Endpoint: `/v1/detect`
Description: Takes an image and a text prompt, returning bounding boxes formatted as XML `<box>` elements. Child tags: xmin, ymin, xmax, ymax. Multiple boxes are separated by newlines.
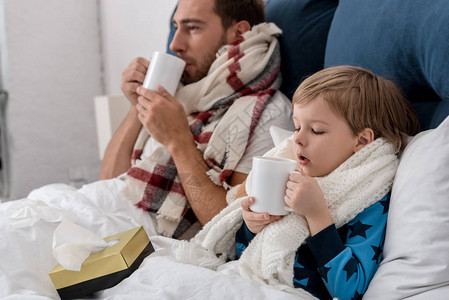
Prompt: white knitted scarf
<box><xmin>121</xmin><ymin>23</ymin><xmax>283</xmax><ymax>238</ymax></box>
<box><xmin>174</xmin><ymin>136</ymin><xmax>398</xmax><ymax>296</ymax></box>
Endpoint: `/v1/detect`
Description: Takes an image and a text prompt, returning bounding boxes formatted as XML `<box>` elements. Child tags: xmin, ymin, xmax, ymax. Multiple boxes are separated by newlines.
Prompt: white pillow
<box><xmin>364</xmin><ymin>116</ymin><xmax>449</xmax><ymax>299</ymax></box>
<box><xmin>269</xmin><ymin>125</ymin><xmax>294</xmax><ymax>147</ymax></box>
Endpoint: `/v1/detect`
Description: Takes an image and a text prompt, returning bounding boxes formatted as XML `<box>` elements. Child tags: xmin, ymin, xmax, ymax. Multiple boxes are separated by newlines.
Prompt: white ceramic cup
<box><xmin>142</xmin><ymin>51</ymin><xmax>186</xmax><ymax>96</ymax></box>
<box><xmin>249</xmin><ymin>156</ymin><xmax>297</xmax><ymax>215</ymax></box>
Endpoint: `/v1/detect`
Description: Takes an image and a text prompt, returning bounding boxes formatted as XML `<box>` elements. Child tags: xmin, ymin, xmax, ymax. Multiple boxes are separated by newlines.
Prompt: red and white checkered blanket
<box><xmin>121</xmin><ymin>23</ymin><xmax>283</xmax><ymax>238</ymax></box>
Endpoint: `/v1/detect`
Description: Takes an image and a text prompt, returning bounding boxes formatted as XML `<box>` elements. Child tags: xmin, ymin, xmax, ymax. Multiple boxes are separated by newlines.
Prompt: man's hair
<box><xmin>292</xmin><ymin>65</ymin><xmax>420</xmax><ymax>152</ymax></box>
<box><xmin>213</xmin><ymin>0</ymin><xmax>265</xmax><ymax>29</ymax></box>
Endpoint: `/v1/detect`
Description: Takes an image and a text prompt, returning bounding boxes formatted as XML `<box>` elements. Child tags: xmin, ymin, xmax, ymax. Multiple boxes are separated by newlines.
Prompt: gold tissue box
<box><xmin>49</xmin><ymin>226</ymin><xmax>154</xmax><ymax>299</ymax></box>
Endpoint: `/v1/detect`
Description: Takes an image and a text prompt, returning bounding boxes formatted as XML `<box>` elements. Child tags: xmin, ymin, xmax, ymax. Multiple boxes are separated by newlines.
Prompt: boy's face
<box><xmin>292</xmin><ymin>97</ymin><xmax>359</xmax><ymax>177</ymax></box>
<box><xmin>170</xmin><ymin>0</ymin><xmax>232</xmax><ymax>84</ymax></box>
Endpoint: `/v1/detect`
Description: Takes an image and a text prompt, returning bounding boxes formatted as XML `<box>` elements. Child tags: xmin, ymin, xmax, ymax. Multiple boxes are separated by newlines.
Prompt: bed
<box><xmin>1</xmin><ymin>179</ymin><xmax>303</xmax><ymax>299</ymax></box>
<box><xmin>1</xmin><ymin>0</ymin><xmax>449</xmax><ymax>299</ymax></box>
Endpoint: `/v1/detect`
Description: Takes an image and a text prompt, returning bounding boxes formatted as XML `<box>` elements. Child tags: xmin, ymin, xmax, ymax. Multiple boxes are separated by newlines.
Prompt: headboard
<box><xmin>167</xmin><ymin>0</ymin><xmax>449</xmax><ymax>130</ymax></box>
<box><xmin>324</xmin><ymin>0</ymin><xmax>449</xmax><ymax>130</ymax></box>
<box><xmin>264</xmin><ymin>0</ymin><xmax>338</xmax><ymax>100</ymax></box>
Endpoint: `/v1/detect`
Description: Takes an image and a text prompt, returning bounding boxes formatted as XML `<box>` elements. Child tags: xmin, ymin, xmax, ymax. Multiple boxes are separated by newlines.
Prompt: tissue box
<box><xmin>49</xmin><ymin>226</ymin><xmax>154</xmax><ymax>299</ymax></box>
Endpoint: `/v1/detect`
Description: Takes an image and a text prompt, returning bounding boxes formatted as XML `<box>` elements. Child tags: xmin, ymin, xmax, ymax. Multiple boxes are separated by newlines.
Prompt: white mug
<box><xmin>249</xmin><ymin>156</ymin><xmax>298</xmax><ymax>215</ymax></box>
<box><xmin>143</xmin><ymin>51</ymin><xmax>186</xmax><ymax>96</ymax></box>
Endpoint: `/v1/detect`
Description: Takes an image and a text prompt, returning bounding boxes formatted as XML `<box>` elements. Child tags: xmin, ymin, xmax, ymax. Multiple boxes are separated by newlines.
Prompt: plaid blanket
<box><xmin>121</xmin><ymin>23</ymin><xmax>283</xmax><ymax>238</ymax></box>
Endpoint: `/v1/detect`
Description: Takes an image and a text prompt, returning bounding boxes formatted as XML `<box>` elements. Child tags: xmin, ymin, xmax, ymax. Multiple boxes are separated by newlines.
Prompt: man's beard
<box><xmin>180</xmin><ymin>34</ymin><xmax>228</xmax><ymax>84</ymax></box>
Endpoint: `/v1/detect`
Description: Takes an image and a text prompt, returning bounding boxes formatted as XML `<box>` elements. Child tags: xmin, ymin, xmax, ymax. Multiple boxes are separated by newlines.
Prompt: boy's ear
<box><xmin>226</xmin><ymin>20</ymin><xmax>251</xmax><ymax>42</ymax></box>
<box><xmin>354</xmin><ymin>128</ymin><xmax>375</xmax><ymax>152</ymax></box>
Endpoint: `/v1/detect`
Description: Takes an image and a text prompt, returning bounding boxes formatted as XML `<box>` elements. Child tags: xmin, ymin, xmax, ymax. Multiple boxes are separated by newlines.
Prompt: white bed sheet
<box><xmin>0</xmin><ymin>179</ymin><xmax>302</xmax><ymax>299</ymax></box>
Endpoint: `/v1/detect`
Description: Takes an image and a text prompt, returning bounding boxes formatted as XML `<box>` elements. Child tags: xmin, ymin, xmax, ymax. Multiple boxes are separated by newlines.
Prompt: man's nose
<box><xmin>169</xmin><ymin>29</ymin><xmax>186</xmax><ymax>54</ymax></box>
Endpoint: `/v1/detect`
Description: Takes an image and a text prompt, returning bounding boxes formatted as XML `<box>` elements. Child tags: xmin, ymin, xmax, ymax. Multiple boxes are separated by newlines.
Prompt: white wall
<box><xmin>1</xmin><ymin>0</ymin><xmax>104</xmax><ymax>200</ymax></box>
<box><xmin>0</xmin><ymin>0</ymin><xmax>178</xmax><ymax>200</ymax></box>
<box><xmin>100</xmin><ymin>0</ymin><xmax>178</xmax><ymax>95</ymax></box>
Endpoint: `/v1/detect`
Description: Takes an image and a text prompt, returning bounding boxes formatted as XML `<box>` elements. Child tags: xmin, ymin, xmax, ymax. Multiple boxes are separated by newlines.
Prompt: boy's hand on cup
<box><xmin>284</xmin><ymin>172</ymin><xmax>327</xmax><ymax>219</ymax></box>
<box><xmin>241</xmin><ymin>197</ymin><xmax>282</xmax><ymax>234</ymax></box>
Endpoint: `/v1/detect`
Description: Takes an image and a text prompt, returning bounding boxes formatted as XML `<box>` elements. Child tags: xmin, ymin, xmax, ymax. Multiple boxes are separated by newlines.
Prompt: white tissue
<box><xmin>52</xmin><ymin>220</ymin><xmax>108</xmax><ymax>271</ymax></box>
<box><xmin>7</xmin><ymin>199</ymin><xmax>108</xmax><ymax>271</ymax></box>
<box><xmin>7</xmin><ymin>199</ymin><xmax>69</xmax><ymax>228</ymax></box>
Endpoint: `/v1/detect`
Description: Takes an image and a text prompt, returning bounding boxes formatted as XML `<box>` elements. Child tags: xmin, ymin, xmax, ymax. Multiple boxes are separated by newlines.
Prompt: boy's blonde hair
<box><xmin>293</xmin><ymin>66</ymin><xmax>420</xmax><ymax>151</ymax></box>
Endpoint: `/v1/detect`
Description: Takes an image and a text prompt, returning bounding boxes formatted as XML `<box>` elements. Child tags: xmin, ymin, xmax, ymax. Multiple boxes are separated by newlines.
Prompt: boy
<box><xmin>237</xmin><ymin>65</ymin><xmax>420</xmax><ymax>299</ymax></box>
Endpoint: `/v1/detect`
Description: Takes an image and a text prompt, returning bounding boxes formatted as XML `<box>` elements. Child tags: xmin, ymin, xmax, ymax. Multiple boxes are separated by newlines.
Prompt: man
<box><xmin>100</xmin><ymin>0</ymin><xmax>294</xmax><ymax>239</ymax></box>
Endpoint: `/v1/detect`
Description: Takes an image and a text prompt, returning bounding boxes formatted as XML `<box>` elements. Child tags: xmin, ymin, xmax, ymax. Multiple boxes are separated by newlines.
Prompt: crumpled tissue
<box><xmin>7</xmin><ymin>199</ymin><xmax>108</xmax><ymax>271</ymax></box>
<box><xmin>7</xmin><ymin>199</ymin><xmax>70</xmax><ymax>228</ymax></box>
<box><xmin>52</xmin><ymin>220</ymin><xmax>109</xmax><ymax>271</ymax></box>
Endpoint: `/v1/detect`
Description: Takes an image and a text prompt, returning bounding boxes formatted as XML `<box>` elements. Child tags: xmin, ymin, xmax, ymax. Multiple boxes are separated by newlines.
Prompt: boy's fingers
<box><xmin>241</xmin><ymin>196</ymin><xmax>254</xmax><ymax>211</ymax></box>
<box><xmin>255</xmin><ymin>213</ymin><xmax>280</xmax><ymax>223</ymax></box>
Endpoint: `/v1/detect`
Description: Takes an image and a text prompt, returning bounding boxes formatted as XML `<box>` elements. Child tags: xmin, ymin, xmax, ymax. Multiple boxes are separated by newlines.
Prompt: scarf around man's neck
<box><xmin>173</xmin><ymin>137</ymin><xmax>398</xmax><ymax>296</ymax></box>
<box><xmin>121</xmin><ymin>23</ymin><xmax>283</xmax><ymax>238</ymax></box>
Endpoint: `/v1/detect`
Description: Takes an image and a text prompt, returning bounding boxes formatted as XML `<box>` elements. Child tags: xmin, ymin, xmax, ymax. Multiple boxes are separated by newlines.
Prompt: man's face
<box><xmin>170</xmin><ymin>0</ymin><xmax>230</xmax><ymax>84</ymax></box>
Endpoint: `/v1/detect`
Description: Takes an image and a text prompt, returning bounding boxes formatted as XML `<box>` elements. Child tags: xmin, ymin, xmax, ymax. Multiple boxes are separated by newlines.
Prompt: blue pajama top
<box><xmin>235</xmin><ymin>194</ymin><xmax>390</xmax><ymax>300</ymax></box>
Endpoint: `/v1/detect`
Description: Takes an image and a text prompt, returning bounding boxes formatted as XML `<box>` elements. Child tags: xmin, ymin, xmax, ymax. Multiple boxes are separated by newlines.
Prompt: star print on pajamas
<box><xmin>236</xmin><ymin>193</ymin><xmax>391</xmax><ymax>300</ymax></box>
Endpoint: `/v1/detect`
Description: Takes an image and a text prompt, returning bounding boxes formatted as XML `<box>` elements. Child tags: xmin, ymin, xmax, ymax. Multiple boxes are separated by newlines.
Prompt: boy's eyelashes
<box><xmin>294</xmin><ymin>127</ymin><xmax>325</xmax><ymax>135</ymax></box>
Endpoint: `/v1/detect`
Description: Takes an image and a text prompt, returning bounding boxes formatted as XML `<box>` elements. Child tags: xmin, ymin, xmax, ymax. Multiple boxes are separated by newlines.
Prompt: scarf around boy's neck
<box><xmin>173</xmin><ymin>137</ymin><xmax>399</xmax><ymax>297</ymax></box>
<box><xmin>120</xmin><ymin>22</ymin><xmax>283</xmax><ymax>238</ymax></box>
